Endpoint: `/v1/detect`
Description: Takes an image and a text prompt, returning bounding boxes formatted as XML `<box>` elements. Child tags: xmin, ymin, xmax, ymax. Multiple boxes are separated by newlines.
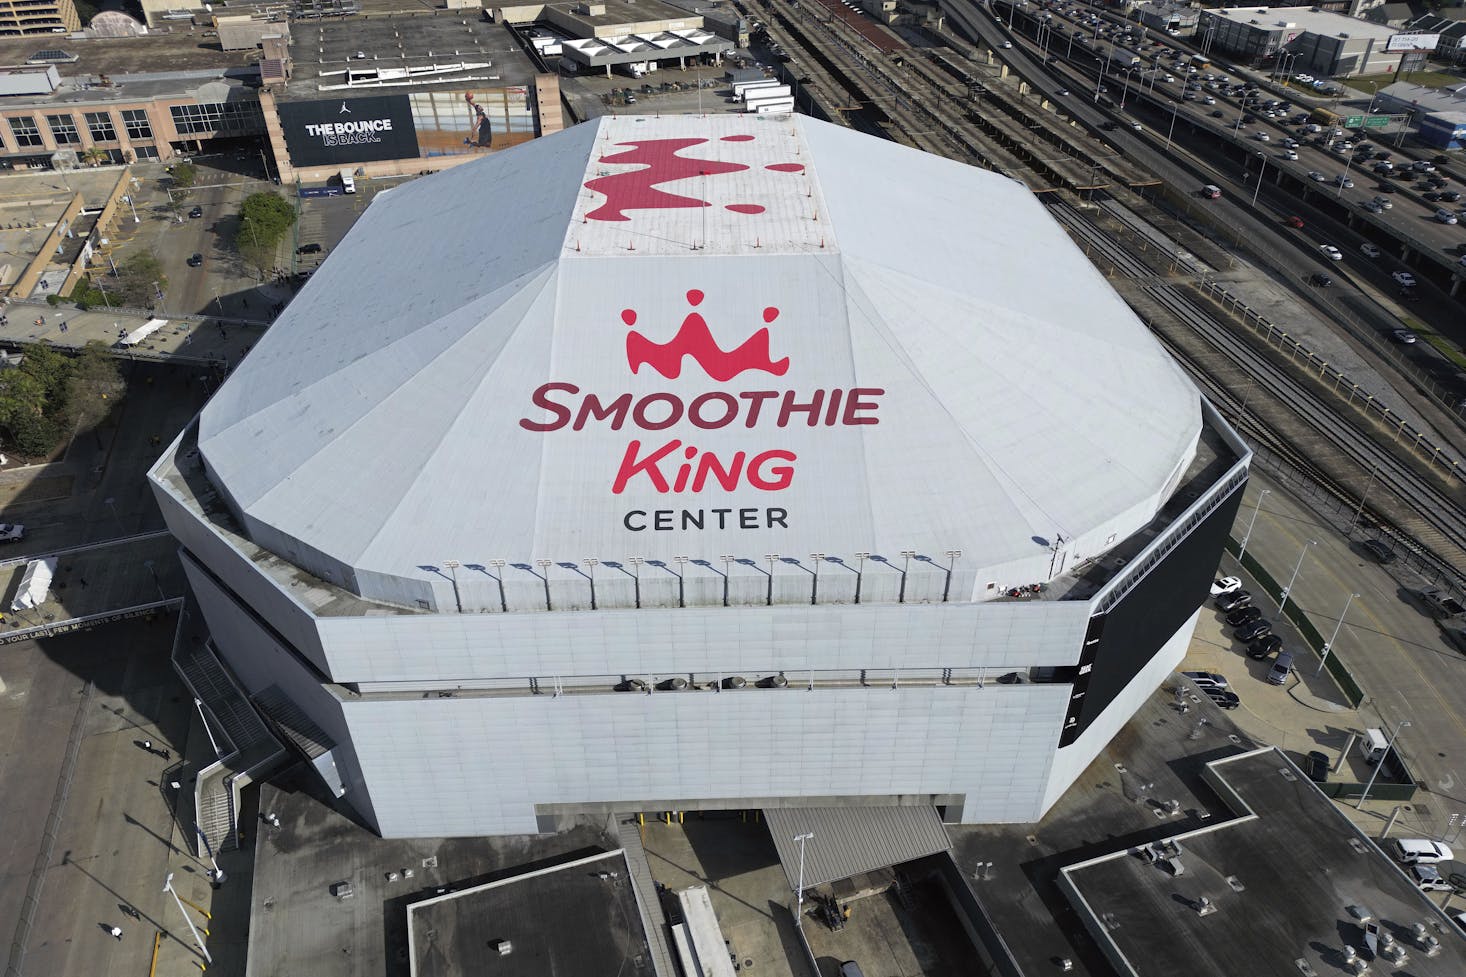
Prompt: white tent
<box><xmin>12</xmin><ymin>557</ymin><xmax>56</xmax><ymax>611</ymax></box>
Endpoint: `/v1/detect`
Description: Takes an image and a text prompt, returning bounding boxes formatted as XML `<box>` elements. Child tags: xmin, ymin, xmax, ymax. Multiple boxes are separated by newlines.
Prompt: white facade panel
<box><xmin>343</xmin><ymin>682</ymin><xmax>1071</xmax><ymax>837</ymax></box>
<box><xmin>316</xmin><ymin>598</ymin><xmax>1093</xmax><ymax>683</ymax></box>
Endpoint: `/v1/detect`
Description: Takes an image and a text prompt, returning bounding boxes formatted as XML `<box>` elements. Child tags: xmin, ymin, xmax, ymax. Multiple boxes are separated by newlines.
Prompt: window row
<box><xmin>5</xmin><ymin>107</ymin><xmax>160</xmax><ymax>148</ymax></box>
<box><xmin>169</xmin><ymin>101</ymin><xmax>263</xmax><ymax>135</ymax></box>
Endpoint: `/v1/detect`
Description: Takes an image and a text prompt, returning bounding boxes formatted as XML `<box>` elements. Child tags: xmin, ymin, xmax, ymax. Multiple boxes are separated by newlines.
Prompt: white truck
<box><xmin>754</xmin><ymin>98</ymin><xmax>795</xmax><ymax>115</ymax></box>
<box><xmin>0</xmin><ymin>523</ymin><xmax>23</xmax><ymax>543</ymax></box>
<box><xmin>742</xmin><ymin>84</ymin><xmax>791</xmax><ymax>104</ymax></box>
<box><xmin>732</xmin><ymin>78</ymin><xmax>781</xmax><ymax>99</ymax></box>
<box><xmin>339</xmin><ymin>168</ymin><xmax>356</xmax><ymax>194</ymax></box>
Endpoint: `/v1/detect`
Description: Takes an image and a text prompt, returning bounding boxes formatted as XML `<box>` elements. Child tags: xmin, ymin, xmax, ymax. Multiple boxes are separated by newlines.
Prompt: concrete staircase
<box><xmin>617</xmin><ymin>819</ymin><xmax>677</xmax><ymax>977</ymax></box>
<box><xmin>172</xmin><ymin>630</ymin><xmax>284</xmax><ymax>855</ymax></box>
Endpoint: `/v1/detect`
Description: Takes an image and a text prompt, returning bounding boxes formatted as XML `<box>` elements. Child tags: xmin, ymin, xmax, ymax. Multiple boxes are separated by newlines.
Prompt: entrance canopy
<box><xmin>764</xmin><ymin>805</ymin><xmax>952</xmax><ymax>891</ymax></box>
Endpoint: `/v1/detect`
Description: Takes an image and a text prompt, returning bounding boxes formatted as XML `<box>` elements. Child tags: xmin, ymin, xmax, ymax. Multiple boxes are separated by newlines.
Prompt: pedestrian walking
<box><xmin>109</xmin><ymin>926</ymin><xmax>122</xmax><ymax>940</ymax></box>
<box><xmin>78</xmin><ymin>577</ymin><xmax>88</xmax><ymax>588</ymax></box>
<box><xmin>142</xmin><ymin>740</ymin><xmax>152</xmax><ymax>751</ymax></box>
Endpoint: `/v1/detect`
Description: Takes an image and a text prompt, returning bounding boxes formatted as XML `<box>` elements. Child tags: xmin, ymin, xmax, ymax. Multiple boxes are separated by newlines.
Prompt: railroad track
<box><xmin>1049</xmin><ymin>200</ymin><xmax>1466</xmax><ymax>582</ymax></box>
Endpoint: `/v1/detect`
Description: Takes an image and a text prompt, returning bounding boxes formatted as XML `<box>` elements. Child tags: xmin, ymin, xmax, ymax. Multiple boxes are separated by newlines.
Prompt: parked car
<box><xmin>1360</xmin><ymin>538</ymin><xmax>1397</xmax><ymax>564</ymax></box>
<box><xmin>1304</xmin><ymin>750</ymin><xmax>1330</xmax><ymax>782</ymax></box>
<box><xmin>296</xmin><ymin>243</ymin><xmax>324</xmax><ymax>255</ymax></box>
<box><xmin>1267</xmin><ymin>650</ymin><xmax>1295</xmax><ymax>685</ymax></box>
<box><xmin>1410</xmin><ymin>865</ymin><xmax>1455</xmax><ymax>893</ymax></box>
<box><xmin>1393</xmin><ymin>839</ymin><xmax>1454</xmax><ymax>865</ymax></box>
<box><xmin>1227</xmin><ymin>606</ymin><xmax>1263</xmax><ymax>628</ymax></box>
<box><xmin>1182</xmin><ymin>670</ymin><xmax>1230</xmax><ymax>690</ymax></box>
<box><xmin>1247</xmin><ymin>634</ymin><xmax>1282</xmax><ymax>659</ymax></box>
<box><xmin>1202</xmin><ymin>687</ymin><xmax>1240</xmax><ymax>710</ymax></box>
<box><xmin>1236</xmin><ymin>620</ymin><xmax>1273</xmax><ymax>643</ymax></box>
<box><xmin>1216</xmin><ymin>590</ymin><xmax>1252</xmax><ymax>612</ymax></box>
<box><xmin>1211</xmin><ymin>576</ymin><xmax>1242</xmax><ymax>596</ymax></box>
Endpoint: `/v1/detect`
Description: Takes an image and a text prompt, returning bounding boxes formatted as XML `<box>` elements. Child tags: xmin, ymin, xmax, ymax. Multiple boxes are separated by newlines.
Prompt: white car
<box><xmin>1360</xmin><ymin>243</ymin><xmax>1380</xmax><ymax>258</ymax></box>
<box><xmin>1281</xmin><ymin>150</ymin><xmax>1298</xmax><ymax>160</ymax></box>
<box><xmin>1319</xmin><ymin>244</ymin><xmax>1343</xmax><ymax>260</ymax></box>
<box><xmin>1253</xmin><ymin>131</ymin><xmax>1270</xmax><ymax>142</ymax></box>
<box><xmin>1001</xmin><ymin>40</ymin><xmax>1013</xmax><ymax>48</ymax></box>
<box><xmin>1392</xmin><ymin>270</ymin><xmax>1417</xmax><ymax>287</ymax></box>
<box><xmin>1210</xmin><ymin>576</ymin><xmax>1242</xmax><ymax>597</ymax></box>
<box><xmin>1307</xmin><ymin>170</ymin><xmax>1327</xmax><ymax>182</ymax></box>
<box><xmin>1393</xmin><ymin>839</ymin><xmax>1454</xmax><ymax>865</ymax></box>
<box><xmin>0</xmin><ymin>523</ymin><xmax>23</xmax><ymax>542</ymax></box>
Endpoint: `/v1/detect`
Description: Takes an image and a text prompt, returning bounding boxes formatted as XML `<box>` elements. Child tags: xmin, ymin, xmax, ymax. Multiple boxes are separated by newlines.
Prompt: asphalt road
<box><xmin>1</xmin><ymin>361</ymin><xmax>211</xmax><ymax>556</ymax></box>
<box><xmin>1235</xmin><ymin>471</ymin><xmax>1466</xmax><ymax>840</ymax></box>
<box><xmin>0</xmin><ymin>615</ymin><xmax>206</xmax><ymax>977</ymax></box>
<box><xmin>998</xmin><ymin>1</ymin><xmax>1466</xmax><ymax>279</ymax></box>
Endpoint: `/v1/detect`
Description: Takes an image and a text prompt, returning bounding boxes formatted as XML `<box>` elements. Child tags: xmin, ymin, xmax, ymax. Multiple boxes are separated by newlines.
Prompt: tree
<box><xmin>80</xmin><ymin>146</ymin><xmax>108</xmax><ymax>167</ymax></box>
<box><xmin>112</xmin><ymin>251</ymin><xmax>167</xmax><ymax>307</ymax></box>
<box><xmin>66</xmin><ymin>342</ymin><xmax>124</xmax><ymax>432</ymax></box>
<box><xmin>236</xmin><ymin>192</ymin><xmax>297</xmax><ymax>277</ymax></box>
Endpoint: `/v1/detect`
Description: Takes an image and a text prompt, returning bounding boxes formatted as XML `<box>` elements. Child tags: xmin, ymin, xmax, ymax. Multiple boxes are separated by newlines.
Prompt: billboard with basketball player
<box><xmin>407</xmin><ymin>87</ymin><xmax>535</xmax><ymax>157</ymax></box>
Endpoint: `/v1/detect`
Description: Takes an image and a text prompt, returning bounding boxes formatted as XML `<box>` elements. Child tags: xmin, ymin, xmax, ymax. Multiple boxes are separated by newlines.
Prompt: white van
<box><xmin>1358</xmin><ymin>727</ymin><xmax>1390</xmax><ymax>764</ymax></box>
<box><xmin>1393</xmin><ymin>839</ymin><xmax>1453</xmax><ymax>865</ymax></box>
<box><xmin>339</xmin><ymin>168</ymin><xmax>356</xmax><ymax>194</ymax></box>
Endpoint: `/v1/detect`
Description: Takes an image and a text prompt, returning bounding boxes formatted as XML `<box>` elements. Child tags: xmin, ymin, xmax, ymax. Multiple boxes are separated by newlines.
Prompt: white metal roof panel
<box><xmin>196</xmin><ymin>114</ymin><xmax>1203</xmax><ymax>609</ymax></box>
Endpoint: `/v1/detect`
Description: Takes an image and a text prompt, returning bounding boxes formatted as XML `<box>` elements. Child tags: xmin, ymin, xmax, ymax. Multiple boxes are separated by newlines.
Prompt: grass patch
<box><xmin>1420</xmin><ymin>331</ymin><xmax>1466</xmax><ymax>370</ymax></box>
<box><xmin>1346</xmin><ymin>69</ymin><xmax>1465</xmax><ymax>93</ymax></box>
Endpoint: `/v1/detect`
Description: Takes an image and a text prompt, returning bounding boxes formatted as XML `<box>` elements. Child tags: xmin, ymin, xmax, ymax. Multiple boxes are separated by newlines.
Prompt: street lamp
<box><xmin>1251</xmin><ymin>154</ymin><xmax>1268</xmax><ymax>206</ymax></box>
<box><xmin>1237</xmin><ymin>489</ymin><xmax>1270</xmax><ymax>563</ymax></box>
<box><xmin>122</xmin><ymin>194</ymin><xmax>139</xmax><ymax>223</ymax></box>
<box><xmin>1276</xmin><ymin>539</ymin><xmax>1316</xmax><ymax>620</ymax></box>
<box><xmin>793</xmin><ymin>831</ymin><xmax>814</xmax><ymax>928</ymax></box>
<box><xmin>1165</xmin><ymin>94</ymin><xmax>1183</xmax><ymax>151</ymax></box>
<box><xmin>1317</xmin><ymin>592</ymin><xmax>1359</xmax><ymax>675</ymax></box>
<box><xmin>1356</xmin><ymin>719</ymin><xmax>1410</xmax><ymax>808</ymax></box>
<box><xmin>1347</xmin><ymin>466</ymin><xmax>1379</xmax><ymax>533</ymax></box>
<box><xmin>163</xmin><ymin>872</ymin><xmax>212</xmax><ymax>964</ymax></box>
<box><xmin>143</xmin><ymin>559</ymin><xmax>165</xmax><ymax>601</ymax></box>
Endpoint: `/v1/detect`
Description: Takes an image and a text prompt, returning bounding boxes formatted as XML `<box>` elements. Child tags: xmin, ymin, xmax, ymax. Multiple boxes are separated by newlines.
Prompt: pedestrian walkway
<box><xmin>0</xmin><ymin>298</ymin><xmax>262</xmax><ymax>366</ymax></box>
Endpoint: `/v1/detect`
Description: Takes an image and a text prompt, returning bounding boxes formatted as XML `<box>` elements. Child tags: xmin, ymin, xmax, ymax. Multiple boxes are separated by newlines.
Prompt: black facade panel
<box><xmin>278</xmin><ymin>96</ymin><xmax>421</xmax><ymax>167</ymax></box>
<box><xmin>1059</xmin><ymin>478</ymin><xmax>1246</xmax><ymax>746</ymax></box>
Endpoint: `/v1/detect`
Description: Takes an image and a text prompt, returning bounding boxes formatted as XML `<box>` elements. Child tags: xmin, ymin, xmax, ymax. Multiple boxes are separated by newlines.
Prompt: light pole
<box><xmin>1165</xmin><ymin>93</ymin><xmax>1182</xmax><ymax>150</ymax></box>
<box><xmin>1251</xmin><ymin>154</ymin><xmax>1268</xmax><ymax>206</ymax></box>
<box><xmin>1237</xmin><ymin>489</ymin><xmax>1270</xmax><ymax>563</ymax></box>
<box><xmin>163</xmin><ymin>872</ymin><xmax>212</xmax><ymax>964</ymax></box>
<box><xmin>122</xmin><ymin>194</ymin><xmax>139</xmax><ymax>223</ymax></box>
<box><xmin>1318</xmin><ymin>592</ymin><xmax>1359</xmax><ymax>675</ymax></box>
<box><xmin>1336</xmin><ymin>151</ymin><xmax>1355</xmax><ymax>197</ymax></box>
<box><xmin>194</xmin><ymin>823</ymin><xmax>226</xmax><ymax>886</ymax></box>
<box><xmin>1347</xmin><ymin>466</ymin><xmax>1379</xmax><ymax>533</ymax></box>
<box><xmin>1356</xmin><ymin>719</ymin><xmax>1410</xmax><ymax>808</ymax></box>
<box><xmin>143</xmin><ymin>559</ymin><xmax>165</xmax><ymax>601</ymax></box>
<box><xmin>793</xmin><ymin>831</ymin><xmax>814</xmax><ymax>928</ymax></box>
<box><xmin>1276</xmin><ymin>539</ymin><xmax>1316</xmax><ymax>620</ymax></box>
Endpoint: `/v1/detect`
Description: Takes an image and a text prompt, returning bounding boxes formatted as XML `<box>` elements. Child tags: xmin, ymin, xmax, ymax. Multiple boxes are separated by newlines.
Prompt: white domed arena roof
<box><xmin>197</xmin><ymin>114</ymin><xmax>1202</xmax><ymax>607</ymax></box>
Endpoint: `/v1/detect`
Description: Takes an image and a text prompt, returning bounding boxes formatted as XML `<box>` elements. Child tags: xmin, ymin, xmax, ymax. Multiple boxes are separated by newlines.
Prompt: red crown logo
<box><xmin>623</xmin><ymin>290</ymin><xmax>790</xmax><ymax>382</ymax></box>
